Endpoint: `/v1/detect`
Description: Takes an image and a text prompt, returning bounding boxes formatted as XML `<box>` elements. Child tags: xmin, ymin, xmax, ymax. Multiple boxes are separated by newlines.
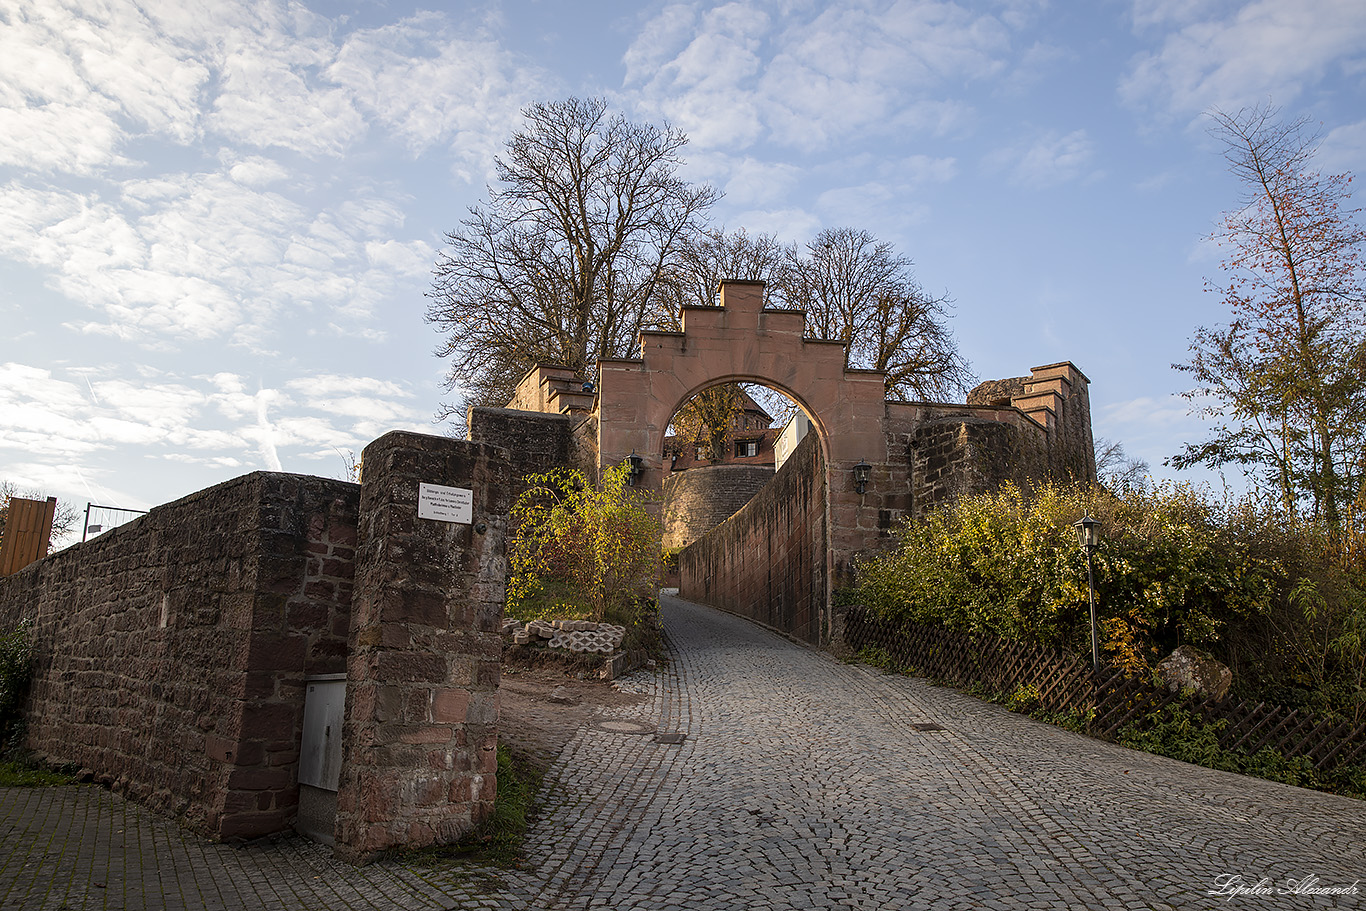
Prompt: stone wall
<box><xmin>661</xmin><ymin>464</ymin><xmax>776</xmax><ymax>550</ymax></box>
<box><xmin>468</xmin><ymin>406</ymin><xmax>600</xmax><ymax>493</ymax></box>
<box><xmin>908</xmin><ymin>417</ymin><xmax>1047</xmax><ymax>519</ymax></box>
<box><xmin>883</xmin><ymin>401</ymin><xmax>1053</xmax><ymax>524</ymax></box>
<box><xmin>468</xmin><ymin>407</ymin><xmax>571</xmax><ymax>496</ymax></box>
<box><xmin>678</xmin><ymin>432</ymin><xmax>827</xmax><ymax>644</ymax></box>
<box><xmin>335</xmin><ymin>431</ymin><xmax>510</xmax><ymax>862</ymax></box>
<box><xmin>0</xmin><ymin>472</ymin><xmax>359</xmax><ymax>839</ymax></box>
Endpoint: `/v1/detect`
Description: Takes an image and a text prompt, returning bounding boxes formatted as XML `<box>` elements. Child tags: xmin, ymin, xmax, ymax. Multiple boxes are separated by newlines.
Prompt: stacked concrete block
<box><xmin>502</xmin><ymin>619</ymin><xmax>627</xmax><ymax>654</ymax></box>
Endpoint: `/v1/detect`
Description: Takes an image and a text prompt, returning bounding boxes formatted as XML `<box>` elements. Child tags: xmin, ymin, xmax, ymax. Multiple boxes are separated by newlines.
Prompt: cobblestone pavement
<box><xmin>3</xmin><ymin>593</ymin><xmax>1363</xmax><ymax>909</ymax></box>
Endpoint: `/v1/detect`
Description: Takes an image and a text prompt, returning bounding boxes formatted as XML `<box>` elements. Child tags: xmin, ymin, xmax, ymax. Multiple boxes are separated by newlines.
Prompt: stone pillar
<box><xmin>334</xmin><ymin>431</ymin><xmax>509</xmax><ymax>863</ymax></box>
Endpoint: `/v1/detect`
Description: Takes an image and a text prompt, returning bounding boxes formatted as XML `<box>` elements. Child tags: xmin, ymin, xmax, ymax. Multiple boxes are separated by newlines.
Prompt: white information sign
<box><xmin>417</xmin><ymin>483</ymin><xmax>473</xmax><ymax>524</ymax></box>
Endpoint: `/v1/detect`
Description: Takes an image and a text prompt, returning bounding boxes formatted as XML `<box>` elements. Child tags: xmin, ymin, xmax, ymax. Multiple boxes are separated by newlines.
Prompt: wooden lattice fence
<box><xmin>842</xmin><ymin>606</ymin><xmax>1366</xmax><ymax>772</ymax></box>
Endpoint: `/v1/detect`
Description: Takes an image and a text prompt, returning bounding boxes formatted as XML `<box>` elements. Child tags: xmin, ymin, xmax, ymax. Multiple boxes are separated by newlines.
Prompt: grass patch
<box><xmin>1117</xmin><ymin>707</ymin><xmax>1366</xmax><ymax>800</ymax></box>
<box><xmin>0</xmin><ymin>758</ymin><xmax>77</xmax><ymax>787</ymax></box>
<box><xmin>399</xmin><ymin>744</ymin><xmax>543</xmax><ymax>872</ymax></box>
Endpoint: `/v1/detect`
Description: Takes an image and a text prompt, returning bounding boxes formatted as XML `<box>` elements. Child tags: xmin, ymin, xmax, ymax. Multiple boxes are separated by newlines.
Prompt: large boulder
<box><xmin>1156</xmin><ymin>645</ymin><xmax>1232</xmax><ymax>701</ymax></box>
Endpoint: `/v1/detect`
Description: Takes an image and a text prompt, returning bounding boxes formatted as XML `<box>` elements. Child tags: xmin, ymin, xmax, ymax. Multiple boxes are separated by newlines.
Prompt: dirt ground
<box><xmin>497</xmin><ymin>651</ymin><xmax>647</xmax><ymax>770</ymax></box>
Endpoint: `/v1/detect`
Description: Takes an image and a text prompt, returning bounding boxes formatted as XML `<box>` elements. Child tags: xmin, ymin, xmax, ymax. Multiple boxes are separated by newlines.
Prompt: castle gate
<box><xmin>489</xmin><ymin>279</ymin><xmax>1094</xmax><ymax>646</ymax></box>
<box><xmin>595</xmin><ymin>280</ymin><xmax>889</xmax><ymax>641</ymax></box>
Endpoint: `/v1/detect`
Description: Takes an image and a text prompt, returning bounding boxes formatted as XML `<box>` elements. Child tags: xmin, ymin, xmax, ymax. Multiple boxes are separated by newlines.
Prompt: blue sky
<box><xmin>3</xmin><ymin>0</ymin><xmax>1365</xmax><ymax>542</ymax></box>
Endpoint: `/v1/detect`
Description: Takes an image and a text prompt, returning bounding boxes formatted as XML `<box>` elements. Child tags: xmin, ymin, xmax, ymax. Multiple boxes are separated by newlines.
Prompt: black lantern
<box><xmin>852</xmin><ymin>460</ymin><xmax>872</xmax><ymax>495</ymax></box>
<box><xmin>1074</xmin><ymin>514</ymin><xmax>1100</xmax><ymax>553</ymax></box>
<box><xmin>1073</xmin><ymin>514</ymin><xmax>1101</xmax><ymax>672</ymax></box>
<box><xmin>626</xmin><ymin>452</ymin><xmax>644</xmax><ymax>487</ymax></box>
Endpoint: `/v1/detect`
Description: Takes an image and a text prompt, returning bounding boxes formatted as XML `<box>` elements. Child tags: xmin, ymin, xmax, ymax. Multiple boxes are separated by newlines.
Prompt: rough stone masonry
<box><xmin>0</xmin><ymin>430</ymin><xmax>514</xmax><ymax>862</ymax></box>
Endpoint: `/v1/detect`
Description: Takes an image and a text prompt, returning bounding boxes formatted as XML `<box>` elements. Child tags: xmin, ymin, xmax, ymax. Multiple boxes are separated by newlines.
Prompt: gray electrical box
<box><xmin>299</xmin><ymin>674</ymin><xmax>346</xmax><ymax>791</ymax></box>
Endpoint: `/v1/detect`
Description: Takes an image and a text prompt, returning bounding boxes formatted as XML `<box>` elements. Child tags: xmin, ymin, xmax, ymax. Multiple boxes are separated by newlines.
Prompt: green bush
<box><xmin>0</xmin><ymin>620</ymin><xmax>32</xmax><ymax>752</ymax></box>
<box><xmin>1117</xmin><ymin>706</ymin><xmax>1364</xmax><ymax>799</ymax></box>
<box><xmin>1004</xmin><ymin>683</ymin><xmax>1043</xmax><ymax>714</ymax></box>
<box><xmin>855</xmin><ymin>481</ymin><xmax>1365</xmax><ymax>719</ymax></box>
<box><xmin>506</xmin><ymin>462</ymin><xmax>661</xmax><ymax>627</ymax></box>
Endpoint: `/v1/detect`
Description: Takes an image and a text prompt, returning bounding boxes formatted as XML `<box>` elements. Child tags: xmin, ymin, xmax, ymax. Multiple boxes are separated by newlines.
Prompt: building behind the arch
<box><xmin>472</xmin><ymin>279</ymin><xmax>1095</xmax><ymax>645</ymax></box>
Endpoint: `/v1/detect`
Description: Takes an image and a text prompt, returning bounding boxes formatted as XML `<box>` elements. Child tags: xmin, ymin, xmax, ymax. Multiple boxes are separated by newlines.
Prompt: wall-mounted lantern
<box><xmin>852</xmin><ymin>459</ymin><xmax>872</xmax><ymax>495</ymax></box>
<box><xmin>1073</xmin><ymin>514</ymin><xmax>1101</xmax><ymax>672</ymax></box>
<box><xmin>627</xmin><ymin>452</ymin><xmax>644</xmax><ymax>487</ymax></box>
<box><xmin>582</xmin><ymin>381</ymin><xmax>595</xmax><ymax>393</ymax></box>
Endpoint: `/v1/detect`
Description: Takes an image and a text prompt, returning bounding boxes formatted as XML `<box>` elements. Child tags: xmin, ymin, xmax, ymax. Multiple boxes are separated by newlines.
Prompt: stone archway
<box><xmin>595</xmin><ymin>280</ymin><xmax>889</xmax><ymax>639</ymax></box>
<box><xmin>597</xmin><ymin>280</ymin><xmax>887</xmax><ymax>484</ymax></box>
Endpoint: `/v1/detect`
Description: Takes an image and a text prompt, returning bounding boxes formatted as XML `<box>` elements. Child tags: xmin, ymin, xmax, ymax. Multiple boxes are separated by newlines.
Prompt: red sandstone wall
<box><xmin>678</xmin><ymin>432</ymin><xmax>827</xmax><ymax>643</ymax></box>
<box><xmin>0</xmin><ymin>472</ymin><xmax>359</xmax><ymax>839</ymax></box>
<box><xmin>335</xmin><ymin>431</ymin><xmax>509</xmax><ymax>862</ymax></box>
<box><xmin>468</xmin><ymin>405</ymin><xmax>600</xmax><ymax>492</ymax></box>
<box><xmin>661</xmin><ymin>464</ymin><xmax>776</xmax><ymax>550</ymax></box>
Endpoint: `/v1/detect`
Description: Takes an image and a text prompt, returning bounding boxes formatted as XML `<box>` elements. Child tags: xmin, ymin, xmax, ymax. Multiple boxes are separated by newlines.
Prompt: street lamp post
<box><xmin>1074</xmin><ymin>515</ymin><xmax>1101</xmax><ymax>673</ymax></box>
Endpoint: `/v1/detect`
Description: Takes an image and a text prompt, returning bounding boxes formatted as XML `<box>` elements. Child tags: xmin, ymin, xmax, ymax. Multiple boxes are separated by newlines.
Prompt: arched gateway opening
<box><xmin>476</xmin><ymin>278</ymin><xmax>1095</xmax><ymax>647</ymax></box>
<box><xmin>595</xmin><ymin>280</ymin><xmax>882</xmax><ymax>642</ymax></box>
<box><xmin>659</xmin><ymin>380</ymin><xmax>824</xmax><ymax>641</ymax></box>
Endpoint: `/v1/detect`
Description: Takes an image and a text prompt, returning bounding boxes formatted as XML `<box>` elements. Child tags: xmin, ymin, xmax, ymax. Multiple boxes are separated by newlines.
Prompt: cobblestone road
<box><xmin>3</xmin><ymin>593</ymin><xmax>1363</xmax><ymax>909</ymax></box>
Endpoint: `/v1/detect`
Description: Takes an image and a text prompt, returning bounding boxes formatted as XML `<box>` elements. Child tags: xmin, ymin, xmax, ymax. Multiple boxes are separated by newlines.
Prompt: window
<box><xmin>736</xmin><ymin>440</ymin><xmax>758</xmax><ymax>458</ymax></box>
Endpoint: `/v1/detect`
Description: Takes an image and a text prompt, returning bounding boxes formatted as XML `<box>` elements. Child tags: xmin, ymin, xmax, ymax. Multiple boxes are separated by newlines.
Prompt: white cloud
<box><xmin>328</xmin><ymin>11</ymin><xmax>552</xmax><ymax>167</ymax></box>
<box><xmin>1121</xmin><ymin>0</ymin><xmax>1366</xmax><ymax>116</ymax></box>
<box><xmin>0</xmin><ymin>104</ymin><xmax>127</xmax><ymax>176</ymax></box>
<box><xmin>0</xmin><ymin>165</ymin><xmax>433</xmax><ymax>344</ymax></box>
<box><xmin>626</xmin><ymin>0</ymin><xmax>1025</xmax><ymax>152</ymax></box>
<box><xmin>1101</xmin><ymin>394</ymin><xmax>1203</xmax><ymax>430</ymax></box>
<box><xmin>727</xmin><ymin>206</ymin><xmax>823</xmax><ymax>243</ymax></box>
<box><xmin>0</xmin><ymin>362</ymin><xmax>429</xmax><ymax>486</ymax></box>
<box><xmin>808</xmin><ymin>154</ymin><xmax>954</xmax><ymax>223</ymax></box>
<box><xmin>985</xmin><ymin>129</ymin><xmax>1096</xmax><ymax>187</ymax></box>
<box><xmin>0</xmin><ymin>0</ymin><xmax>209</xmax><ymax>175</ymax></box>
<box><xmin>720</xmin><ymin>157</ymin><xmax>804</xmax><ymax>206</ymax></box>
<box><xmin>1</xmin><ymin>0</ymin><xmax>545</xmax><ymax>178</ymax></box>
<box><xmin>0</xmin><ymin>0</ymin><xmax>552</xmax><ymax>356</ymax></box>
<box><xmin>816</xmin><ymin>184</ymin><xmax>933</xmax><ymax>227</ymax></box>
<box><xmin>286</xmin><ymin>374</ymin><xmax>413</xmax><ymax>399</ymax></box>
<box><xmin>1320</xmin><ymin>119</ymin><xmax>1366</xmax><ymax>172</ymax></box>
<box><xmin>210</xmin><ymin>42</ymin><xmax>365</xmax><ymax>157</ymax></box>
<box><xmin>1128</xmin><ymin>0</ymin><xmax>1226</xmax><ymax>31</ymax></box>
<box><xmin>226</xmin><ymin>154</ymin><xmax>292</xmax><ymax>187</ymax></box>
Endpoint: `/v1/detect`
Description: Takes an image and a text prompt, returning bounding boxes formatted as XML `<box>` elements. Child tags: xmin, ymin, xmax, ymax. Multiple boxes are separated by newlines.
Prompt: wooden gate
<box><xmin>0</xmin><ymin>496</ymin><xmax>57</xmax><ymax>576</ymax></box>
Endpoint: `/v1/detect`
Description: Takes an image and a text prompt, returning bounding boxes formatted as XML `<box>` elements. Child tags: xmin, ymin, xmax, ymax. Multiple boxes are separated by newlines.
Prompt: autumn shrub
<box><xmin>855</xmin><ymin>481</ymin><xmax>1365</xmax><ymax>718</ymax></box>
<box><xmin>1216</xmin><ymin>515</ymin><xmax>1366</xmax><ymax>721</ymax></box>
<box><xmin>0</xmin><ymin>620</ymin><xmax>32</xmax><ymax>754</ymax></box>
<box><xmin>506</xmin><ymin>462</ymin><xmax>661</xmax><ymax>629</ymax></box>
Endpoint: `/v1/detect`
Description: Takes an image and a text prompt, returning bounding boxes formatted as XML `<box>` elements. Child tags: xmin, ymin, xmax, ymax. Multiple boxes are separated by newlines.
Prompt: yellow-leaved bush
<box><xmin>856</xmin><ymin>481</ymin><xmax>1366</xmax><ymax>720</ymax></box>
<box><xmin>506</xmin><ymin>461</ymin><xmax>661</xmax><ymax>625</ymax></box>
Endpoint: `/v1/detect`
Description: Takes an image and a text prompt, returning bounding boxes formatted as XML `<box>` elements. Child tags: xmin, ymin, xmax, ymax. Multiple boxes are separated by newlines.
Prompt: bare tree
<box><xmin>427</xmin><ymin>97</ymin><xmax>718</xmax><ymax>414</ymax></box>
<box><xmin>1171</xmin><ymin>105</ymin><xmax>1366</xmax><ymax>527</ymax></box>
<box><xmin>776</xmin><ymin>227</ymin><xmax>973</xmax><ymax>401</ymax></box>
<box><xmin>669</xmin><ymin>385</ymin><xmax>746</xmax><ymax>462</ymax></box>
<box><xmin>1094</xmin><ymin>437</ymin><xmax>1150</xmax><ymax>490</ymax></box>
<box><xmin>654</xmin><ymin>227</ymin><xmax>790</xmax><ymax>318</ymax></box>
